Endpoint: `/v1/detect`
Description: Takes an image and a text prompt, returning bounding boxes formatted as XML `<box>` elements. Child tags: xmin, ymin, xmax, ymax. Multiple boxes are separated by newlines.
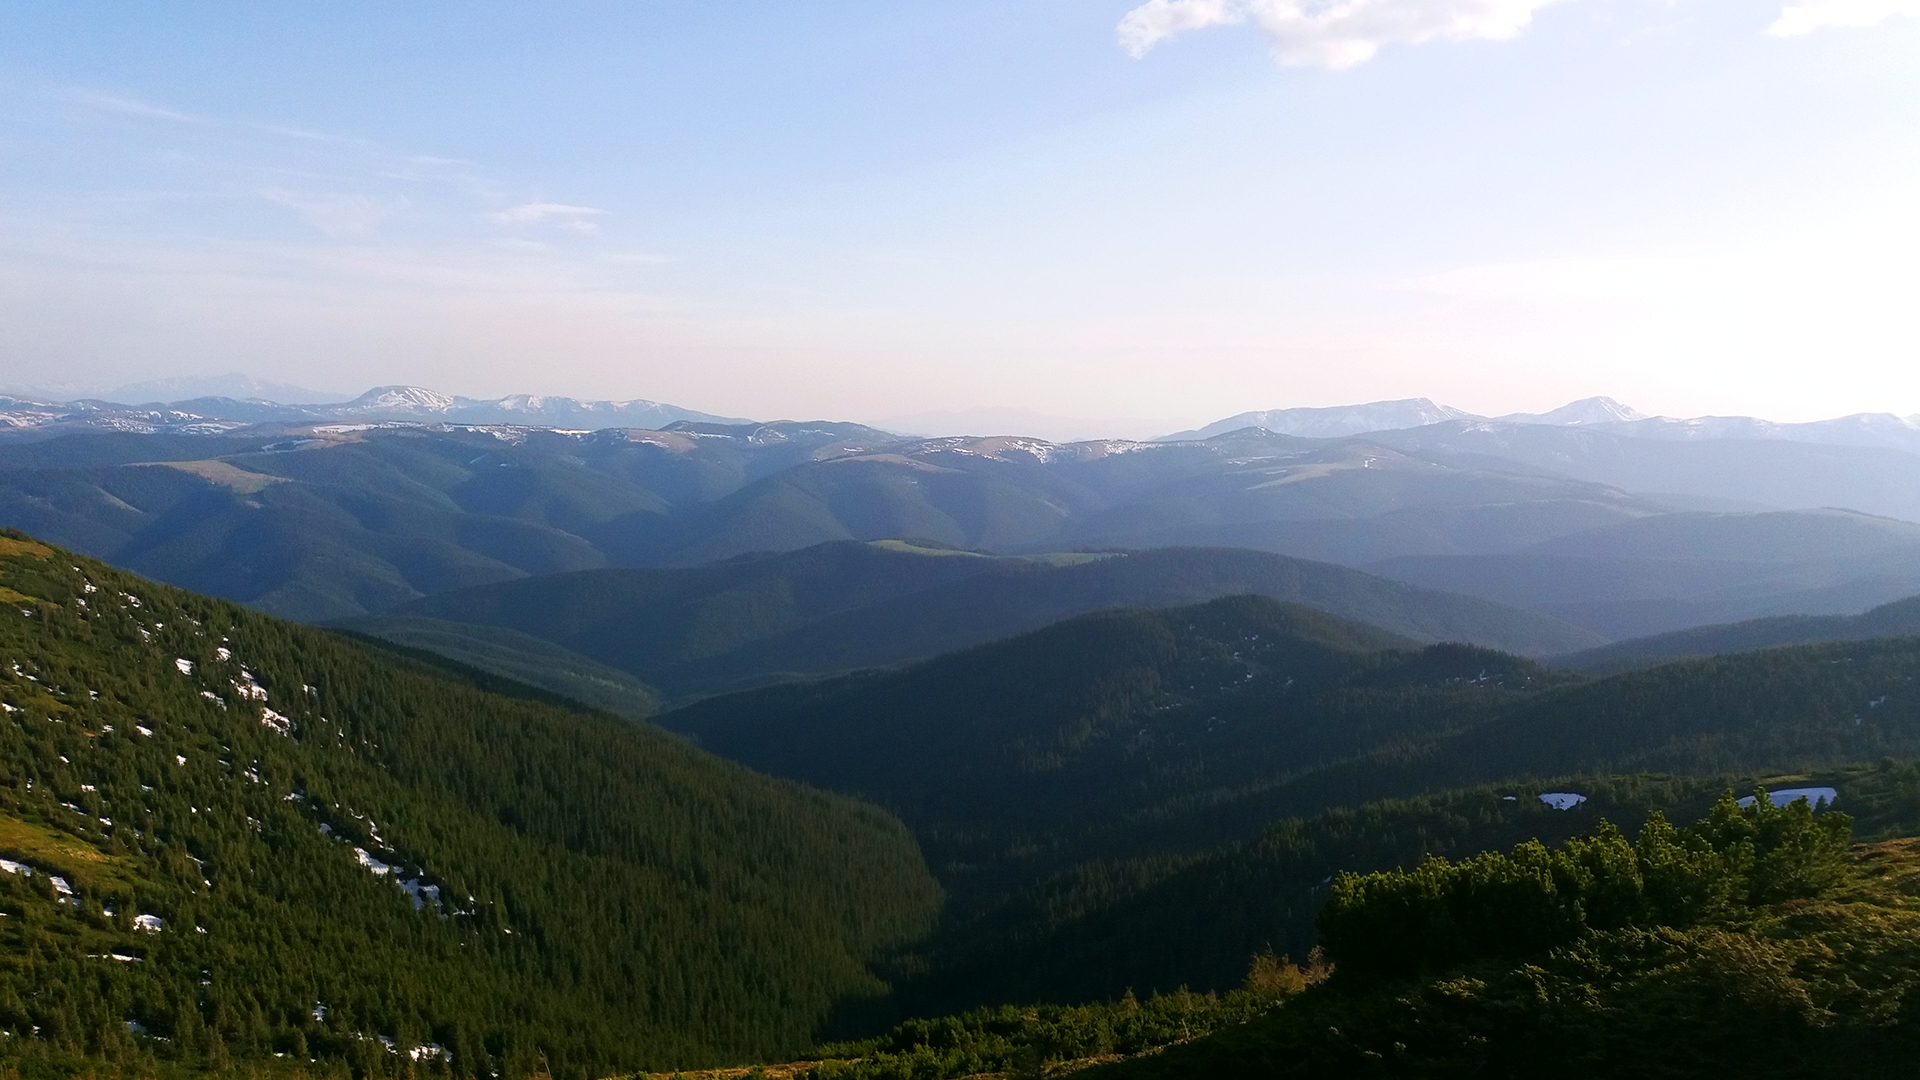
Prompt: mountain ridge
<box><xmin>365</xmin><ymin>541</ymin><xmax>1603</xmax><ymax>702</ymax></box>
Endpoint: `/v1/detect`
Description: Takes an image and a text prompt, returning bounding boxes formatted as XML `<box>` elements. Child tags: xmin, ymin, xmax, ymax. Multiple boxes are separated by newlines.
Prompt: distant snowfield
<box><xmin>1538</xmin><ymin>792</ymin><xmax>1588</xmax><ymax>810</ymax></box>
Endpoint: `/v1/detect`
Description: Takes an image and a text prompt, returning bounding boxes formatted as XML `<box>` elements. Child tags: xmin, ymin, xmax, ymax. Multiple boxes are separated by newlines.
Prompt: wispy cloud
<box><xmin>1769</xmin><ymin>0</ymin><xmax>1919</xmax><ymax>34</ymax></box>
<box><xmin>487</xmin><ymin>202</ymin><xmax>607</xmax><ymax>234</ymax></box>
<box><xmin>1119</xmin><ymin>0</ymin><xmax>1566</xmax><ymax>67</ymax></box>
<box><xmin>262</xmin><ymin>189</ymin><xmax>407</xmax><ymax>236</ymax></box>
<box><xmin>64</xmin><ymin>91</ymin><xmax>204</xmax><ymax>124</ymax></box>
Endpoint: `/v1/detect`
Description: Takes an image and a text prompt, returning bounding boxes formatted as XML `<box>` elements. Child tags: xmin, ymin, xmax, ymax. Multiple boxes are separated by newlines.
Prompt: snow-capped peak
<box><xmin>346</xmin><ymin>386</ymin><xmax>458</xmax><ymax>414</ymax></box>
<box><xmin>1498</xmin><ymin>397</ymin><xmax>1647</xmax><ymax>426</ymax></box>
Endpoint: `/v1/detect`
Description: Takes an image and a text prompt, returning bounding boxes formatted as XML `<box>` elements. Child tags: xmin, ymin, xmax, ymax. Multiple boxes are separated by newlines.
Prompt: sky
<box><xmin>0</xmin><ymin>0</ymin><xmax>1915</xmax><ymax>436</ymax></box>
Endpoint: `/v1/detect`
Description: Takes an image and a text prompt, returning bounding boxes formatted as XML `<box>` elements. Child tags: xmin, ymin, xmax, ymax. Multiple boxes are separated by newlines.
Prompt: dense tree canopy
<box><xmin>0</xmin><ymin>531</ymin><xmax>942</xmax><ymax>1078</ymax></box>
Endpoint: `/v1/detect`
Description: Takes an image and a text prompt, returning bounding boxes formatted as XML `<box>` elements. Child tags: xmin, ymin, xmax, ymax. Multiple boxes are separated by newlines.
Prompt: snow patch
<box><xmin>353</xmin><ymin>847</ymin><xmax>393</xmax><ymax>876</ymax></box>
<box><xmin>1539</xmin><ymin>792</ymin><xmax>1588</xmax><ymax>810</ymax></box>
<box><xmin>174</xmin><ymin>658</ymin><xmax>193</xmax><ymax>675</ymax></box>
<box><xmin>134</xmin><ymin>914</ymin><xmax>163</xmax><ymax>932</ymax></box>
<box><xmin>1739</xmin><ymin>787</ymin><xmax>1837</xmax><ymax>809</ymax></box>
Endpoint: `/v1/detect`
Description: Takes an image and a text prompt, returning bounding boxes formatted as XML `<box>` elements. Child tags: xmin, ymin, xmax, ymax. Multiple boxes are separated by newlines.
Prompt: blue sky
<box><xmin>0</xmin><ymin>0</ymin><xmax>1914</xmax><ymax>433</ymax></box>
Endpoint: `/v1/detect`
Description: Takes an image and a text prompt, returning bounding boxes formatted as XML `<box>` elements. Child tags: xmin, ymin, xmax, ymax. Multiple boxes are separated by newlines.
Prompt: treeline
<box><xmin>0</xmin><ymin>531</ymin><xmax>942</xmax><ymax>1077</ymax></box>
<box><xmin>1091</xmin><ymin>792</ymin><xmax>1920</xmax><ymax>1079</ymax></box>
<box><xmin>1320</xmin><ymin>790</ymin><xmax>1853</xmax><ymax>978</ymax></box>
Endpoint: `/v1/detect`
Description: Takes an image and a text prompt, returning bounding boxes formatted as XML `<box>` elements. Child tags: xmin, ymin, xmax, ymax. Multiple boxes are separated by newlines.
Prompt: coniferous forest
<box><xmin>0</xmin><ymin>531</ymin><xmax>940</xmax><ymax>1078</ymax></box>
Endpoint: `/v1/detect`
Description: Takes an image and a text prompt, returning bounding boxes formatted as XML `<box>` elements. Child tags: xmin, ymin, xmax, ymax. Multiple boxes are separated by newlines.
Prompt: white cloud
<box><xmin>487</xmin><ymin>202</ymin><xmax>607</xmax><ymax>233</ymax></box>
<box><xmin>1118</xmin><ymin>0</ymin><xmax>1242</xmax><ymax>57</ymax></box>
<box><xmin>1769</xmin><ymin>0</ymin><xmax>1919</xmax><ymax>34</ymax></box>
<box><xmin>1118</xmin><ymin>0</ymin><xmax>1565</xmax><ymax>68</ymax></box>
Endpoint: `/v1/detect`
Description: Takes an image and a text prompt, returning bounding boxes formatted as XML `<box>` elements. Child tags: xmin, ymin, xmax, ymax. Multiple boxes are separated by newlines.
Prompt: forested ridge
<box><xmin>662</xmin><ymin>596</ymin><xmax>1920</xmax><ymax>1017</ymax></box>
<box><xmin>0</xmin><ymin>530</ymin><xmax>942</xmax><ymax>1078</ymax></box>
<box><xmin>376</xmin><ymin>540</ymin><xmax>1594</xmax><ymax>704</ymax></box>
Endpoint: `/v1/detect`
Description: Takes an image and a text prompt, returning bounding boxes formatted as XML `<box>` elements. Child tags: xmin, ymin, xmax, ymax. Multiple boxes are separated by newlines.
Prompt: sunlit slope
<box><xmin>0</xmin><ymin>530</ymin><xmax>940</xmax><ymax>1076</ymax></box>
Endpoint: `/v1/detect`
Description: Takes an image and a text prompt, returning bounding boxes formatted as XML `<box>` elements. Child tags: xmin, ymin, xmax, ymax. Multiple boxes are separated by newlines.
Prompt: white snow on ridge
<box><xmin>1539</xmin><ymin>792</ymin><xmax>1588</xmax><ymax>810</ymax></box>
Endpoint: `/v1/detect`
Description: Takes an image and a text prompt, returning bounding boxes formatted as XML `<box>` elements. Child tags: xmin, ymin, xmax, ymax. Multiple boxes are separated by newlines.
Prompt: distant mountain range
<box><xmin>0</xmin><ymin>383</ymin><xmax>746</xmax><ymax>436</ymax></box>
<box><xmin>3</xmin><ymin>415</ymin><xmax>1918</xmax><ymax>634</ymax></box>
<box><xmin>1164</xmin><ymin>395</ymin><xmax>1920</xmax><ymax>454</ymax></box>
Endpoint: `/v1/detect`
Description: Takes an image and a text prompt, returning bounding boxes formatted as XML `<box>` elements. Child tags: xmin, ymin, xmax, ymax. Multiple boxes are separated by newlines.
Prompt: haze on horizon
<box><xmin>1</xmin><ymin>0</ymin><xmax>1915</xmax><ymax>432</ymax></box>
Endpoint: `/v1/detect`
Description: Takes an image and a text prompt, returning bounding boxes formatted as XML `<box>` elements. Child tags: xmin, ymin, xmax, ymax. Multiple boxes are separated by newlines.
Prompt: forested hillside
<box><xmin>0</xmin><ymin>531</ymin><xmax>941</xmax><ymax>1077</ymax></box>
<box><xmin>660</xmin><ymin>598</ymin><xmax>1549</xmax><ymax>936</ymax></box>
<box><xmin>656</xmin><ymin>773</ymin><xmax>1920</xmax><ymax>1079</ymax></box>
<box><xmin>660</xmin><ymin>597</ymin><xmax>1920</xmax><ymax>1016</ymax></box>
<box><xmin>366</xmin><ymin>541</ymin><xmax>1595</xmax><ymax>704</ymax></box>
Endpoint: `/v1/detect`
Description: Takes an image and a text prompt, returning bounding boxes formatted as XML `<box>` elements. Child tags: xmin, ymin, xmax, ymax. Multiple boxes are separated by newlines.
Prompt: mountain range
<box><xmin>3</xmin><ymin>399</ymin><xmax>1919</xmax><ymax>653</ymax></box>
<box><xmin>0</xmin><ymin>384</ymin><xmax>745</xmax><ymax>436</ymax></box>
<box><xmin>1165</xmin><ymin>394</ymin><xmax>1920</xmax><ymax>454</ymax></box>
